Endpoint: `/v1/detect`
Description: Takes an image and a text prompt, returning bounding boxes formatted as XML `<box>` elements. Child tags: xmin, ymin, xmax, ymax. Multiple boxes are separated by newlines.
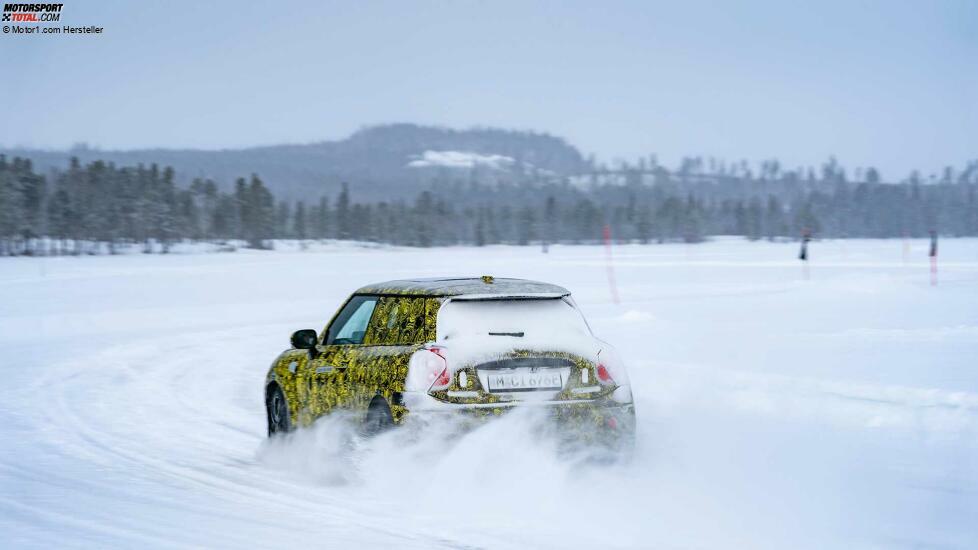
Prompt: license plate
<box><xmin>485</xmin><ymin>369</ymin><xmax>564</xmax><ymax>392</ymax></box>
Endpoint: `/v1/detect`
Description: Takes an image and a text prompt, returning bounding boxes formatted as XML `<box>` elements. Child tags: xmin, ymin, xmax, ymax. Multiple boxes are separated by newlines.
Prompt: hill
<box><xmin>0</xmin><ymin>124</ymin><xmax>590</xmax><ymax>201</ymax></box>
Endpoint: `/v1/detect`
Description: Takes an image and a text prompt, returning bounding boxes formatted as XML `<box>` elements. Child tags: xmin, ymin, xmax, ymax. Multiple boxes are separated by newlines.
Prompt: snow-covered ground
<box><xmin>1</xmin><ymin>238</ymin><xmax>977</xmax><ymax>549</ymax></box>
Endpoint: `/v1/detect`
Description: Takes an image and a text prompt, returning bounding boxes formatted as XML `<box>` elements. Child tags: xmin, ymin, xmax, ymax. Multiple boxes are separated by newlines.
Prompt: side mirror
<box><xmin>290</xmin><ymin>329</ymin><xmax>318</xmax><ymax>350</ymax></box>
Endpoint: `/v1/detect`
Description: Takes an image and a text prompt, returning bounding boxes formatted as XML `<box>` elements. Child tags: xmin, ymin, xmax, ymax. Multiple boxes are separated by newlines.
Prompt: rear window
<box><xmin>436</xmin><ymin>298</ymin><xmax>590</xmax><ymax>341</ymax></box>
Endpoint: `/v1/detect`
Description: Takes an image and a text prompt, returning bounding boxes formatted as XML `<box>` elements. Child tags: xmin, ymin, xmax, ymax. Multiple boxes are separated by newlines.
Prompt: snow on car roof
<box><xmin>353</xmin><ymin>277</ymin><xmax>570</xmax><ymax>297</ymax></box>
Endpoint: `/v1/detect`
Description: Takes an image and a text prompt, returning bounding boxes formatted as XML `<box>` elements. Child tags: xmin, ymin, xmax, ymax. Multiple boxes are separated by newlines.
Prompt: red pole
<box><xmin>603</xmin><ymin>224</ymin><xmax>620</xmax><ymax>304</ymax></box>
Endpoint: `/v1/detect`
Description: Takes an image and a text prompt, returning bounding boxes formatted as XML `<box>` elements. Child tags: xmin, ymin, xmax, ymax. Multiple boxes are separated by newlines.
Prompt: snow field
<box><xmin>1</xmin><ymin>238</ymin><xmax>976</xmax><ymax>549</ymax></box>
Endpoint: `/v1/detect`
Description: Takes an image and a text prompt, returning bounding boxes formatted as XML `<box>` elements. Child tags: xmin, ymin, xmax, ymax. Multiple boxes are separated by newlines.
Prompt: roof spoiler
<box><xmin>448</xmin><ymin>292</ymin><xmax>569</xmax><ymax>301</ymax></box>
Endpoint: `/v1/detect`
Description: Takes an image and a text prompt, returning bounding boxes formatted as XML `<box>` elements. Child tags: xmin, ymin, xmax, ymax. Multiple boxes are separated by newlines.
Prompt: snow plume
<box><xmin>407</xmin><ymin>150</ymin><xmax>515</xmax><ymax>169</ymax></box>
<box><xmin>254</xmin><ymin>402</ymin><xmax>859</xmax><ymax>550</ymax></box>
<box><xmin>256</xmin><ymin>409</ymin><xmax>634</xmax><ymax>548</ymax></box>
<box><xmin>257</xmin><ymin>408</ymin><xmax>570</xmax><ymax>488</ymax></box>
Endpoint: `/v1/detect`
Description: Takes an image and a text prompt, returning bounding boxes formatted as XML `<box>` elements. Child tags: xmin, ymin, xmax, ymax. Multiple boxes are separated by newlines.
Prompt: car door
<box><xmin>349</xmin><ymin>296</ymin><xmax>436</xmax><ymax>421</ymax></box>
<box><xmin>306</xmin><ymin>294</ymin><xmax>379</xmax><ymax>419</ymax></box>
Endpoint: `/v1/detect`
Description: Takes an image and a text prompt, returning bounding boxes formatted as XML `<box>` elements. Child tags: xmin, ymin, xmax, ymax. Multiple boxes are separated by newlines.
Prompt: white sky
<box><xmin>2</xmin><ymin>0</ymin><xmax>975</xmax><ymax>178</ymax></box>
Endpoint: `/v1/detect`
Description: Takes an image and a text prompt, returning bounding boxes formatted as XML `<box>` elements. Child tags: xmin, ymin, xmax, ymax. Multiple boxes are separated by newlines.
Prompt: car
<box><xmin>264</xmin><ymin>276</ymin><xmax>635</xmax><ymax>447</ymax></box>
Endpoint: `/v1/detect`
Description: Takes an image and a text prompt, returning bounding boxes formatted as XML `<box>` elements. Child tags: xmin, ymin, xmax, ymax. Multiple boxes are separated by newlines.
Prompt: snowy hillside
<box><xmin>1</xmin><ymin>239</ymin><xmax>976</xmax><ymax>549</ymax></box>
<box><xmin>0</xmin><ymin>124</ymin><xmax>587</xmax><ymax>202</ymax></box>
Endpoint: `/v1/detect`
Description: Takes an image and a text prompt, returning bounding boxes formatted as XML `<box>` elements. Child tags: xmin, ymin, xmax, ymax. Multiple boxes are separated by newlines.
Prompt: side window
<box><xmin>364</xmin><ymin>297</ymin><xmax>399</xmax><ymax>345</ymax></box>
<box><xmin>326</xmin><ymin>295</ymin><xmax>378</xmax><ymax>345</ymax></box>
<box><xmin>396</xmin><ymin>297</ymin><xmax>427</xmax><ymax>344</ymax></box>
<box><xmin>424</xmin><ymin>298</ymin><xmax>440</xmax><ymax>342</ymax></box>
<box><xmin>364</xmin><ymin>297</ymin><xmax>430</xmax><ymax>345</ymax></box>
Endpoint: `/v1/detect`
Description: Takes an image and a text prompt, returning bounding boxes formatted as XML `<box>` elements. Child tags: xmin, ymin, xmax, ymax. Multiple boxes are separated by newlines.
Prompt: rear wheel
<box><xmin>266</xmin><ymin>384</ymin><xmax>291</xmax><ymax>437</ymax></box>
<box><xmin>361</xmin><ymin>398</ymin><xmax>393</xmax><ymax>436</ymax></box>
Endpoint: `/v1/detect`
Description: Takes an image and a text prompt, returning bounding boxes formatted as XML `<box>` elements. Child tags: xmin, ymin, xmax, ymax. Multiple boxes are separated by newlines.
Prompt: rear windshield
<box><xmin>436</xmin><ymin>298</ymin><xmax>591</xmax><ymax>341</ymax></box>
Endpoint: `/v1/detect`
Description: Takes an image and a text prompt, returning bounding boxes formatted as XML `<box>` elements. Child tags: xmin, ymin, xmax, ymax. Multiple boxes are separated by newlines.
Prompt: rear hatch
<box><xmin>424</xmin><ymin>296</ymin><xmax>611</xmax><ymax>404</ymax></box>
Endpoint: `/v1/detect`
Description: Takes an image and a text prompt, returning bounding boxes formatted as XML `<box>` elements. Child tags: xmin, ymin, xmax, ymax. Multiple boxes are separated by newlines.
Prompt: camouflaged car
<box><xmin>264</xmin><ymin>277</ymin><xmax>635</xmax><ymax>444</ymax></box>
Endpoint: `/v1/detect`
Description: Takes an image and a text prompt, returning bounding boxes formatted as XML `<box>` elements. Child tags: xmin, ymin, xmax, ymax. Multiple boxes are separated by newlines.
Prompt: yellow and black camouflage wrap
<box><xmin>264</xmin><ymin>277</ymin><xmax>634</xmax><ymax>445</ymax></box>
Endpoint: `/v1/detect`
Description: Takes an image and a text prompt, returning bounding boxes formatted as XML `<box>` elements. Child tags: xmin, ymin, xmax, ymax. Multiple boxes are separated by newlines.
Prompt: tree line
<box><xmin>1</xmin><ymin>155</ymin><xmax>976</xmax><ymax>255</ymax></box>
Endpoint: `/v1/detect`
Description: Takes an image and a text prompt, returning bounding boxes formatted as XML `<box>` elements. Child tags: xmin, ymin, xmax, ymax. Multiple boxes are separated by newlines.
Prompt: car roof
<box><xmin>353</xmin><ymin>277</ymin><xmax>571</xmax><ymax>298</ymax></box>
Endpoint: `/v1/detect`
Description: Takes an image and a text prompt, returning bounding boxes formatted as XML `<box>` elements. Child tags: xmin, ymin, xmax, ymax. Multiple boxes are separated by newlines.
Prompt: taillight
<box><xmin>422</xmin><ymin>346</ymin><xmax>450</xmax><ymax>391</ymax></box>
<box><xmin>596</xmin><ymin>363</ymin><xmax>615</xmax><ymax>385</ymax></box>
<box><xmin>431</xmin><ymin>367</ymin><xmax>450</xmax><ymax>390</ymax></box>
<box><xmin>407</xmin><ymin>346</ymin><xmax>453</xmax><ymax>392</ymax></box>
<box><xmin>595</xmin><ymin>346</ymin><xmax>629</xmax><ymax>387</ymax></box>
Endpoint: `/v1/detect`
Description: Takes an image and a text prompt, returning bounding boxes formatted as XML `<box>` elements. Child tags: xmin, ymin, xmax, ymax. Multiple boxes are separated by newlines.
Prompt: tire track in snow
<box><xmin>5</xmin><ymin>326</ymin><xmax>468</xmax><ymax>549</ymax></box>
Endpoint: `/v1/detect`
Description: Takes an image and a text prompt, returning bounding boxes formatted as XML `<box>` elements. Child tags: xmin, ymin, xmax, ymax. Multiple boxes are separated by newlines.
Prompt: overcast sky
<box><xmin>2</xmin><ymin>0</ymin><xmax>975</xmax><ymax>178</ymax></box>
